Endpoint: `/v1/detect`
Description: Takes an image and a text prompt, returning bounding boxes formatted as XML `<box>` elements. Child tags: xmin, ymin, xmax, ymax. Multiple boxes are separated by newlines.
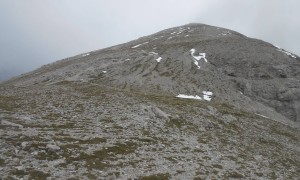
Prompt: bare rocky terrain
<box><xmin>0</xmin><ymin>23</ymin><xmax>300</xmax><ymax>179</ymax></box>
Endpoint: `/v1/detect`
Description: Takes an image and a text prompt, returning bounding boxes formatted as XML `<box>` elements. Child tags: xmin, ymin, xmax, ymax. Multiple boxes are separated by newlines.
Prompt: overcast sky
<box><xmin>0</xmin><ymin>0</ymin><xmax>299</xmax><ymax>81</ymax></box>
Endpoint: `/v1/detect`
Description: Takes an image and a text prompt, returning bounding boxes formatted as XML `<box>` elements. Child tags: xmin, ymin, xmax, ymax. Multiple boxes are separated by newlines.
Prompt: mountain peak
<box><xmin>2</xmin><ymin>24</ymin><xmax>299</xmax><ymax>122</ymax></box>
<box><xmin>1</xmin><ymin>23</ymin><xmax>299</xmax><ymax>179</ymax></box>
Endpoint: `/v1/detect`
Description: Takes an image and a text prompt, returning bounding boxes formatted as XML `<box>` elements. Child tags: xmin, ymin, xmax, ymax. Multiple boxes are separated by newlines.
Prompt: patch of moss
<box><xmin>0</xmin><ymin>158</ymin><xmax>5</xmax><ymax>166</ymax></box>
<box><xmin>164</xmin><ymin>157</ymin><xmax>178</xmax><ymax>163</ymax></box>
<box><xmin>54</xmin><ymin>80</ymin><xmax>73</xmax><ymax>86</ymax></box>
<box><xmin>255</xmin><ymin>172</ymin><xmax>263</xmax><ymax>177</ymax></box>
<box><xmin>29</xmin><ymin>170</ymin><xmax>50</xmax><ymax>180</ymax></box>
<box><xmin>0</xmin><ymin>95</ymin><xmax>20</xmax><ymax>111</ymax></box>
<box><xmin>270</xmin><ymin>125</ymin><xmax>299</xmax><ymax>141</ymax></box>
<box><xmin>55</xmin><ymin>136</ymin><xmax>107</xmax><ymax>144</ymax></box>
<box><xmin>70</xmin><ymin>141</ymin><xmax>138</xmax><ymax>170</ymax></box>
<box><xmin>101</xmin><ymin>117</ymin><xmax>114</xmax><ymax>123</ymax></box>
<box><xmin>42</xmin><ymin>112</ymin><xmax>62</xmax><ymax>121</ymax></box>
<box><xmin>11</xmin><ymin>169</ymin><xmax>28</xmax><ymax>177</ymax></box>
<box><xmin>35</xmin><ymin>150</ymin><xmax>60</xmax><ymax>161</ymax></box>
<box><xmin>225</xmin><ymin>171</ymin><xmax>244</xmax><ymax>178</ymax></box>
<box><xmin>52</xmin><ymin>122</ymin><xmax>75</xmax><ymax>129</ymax></box>
<box><xmin>137</xmin><ymin>138</ymin><xmax>156</xmax><ymax>144</ymax></box>
<box><xmin>258</xmin><ymin>137</ymin><xmax>282</xmax><ymax>148</ymax></box>
<box><xmin>140</xmin><ymin>173</ymin><xmax>171</xmax><ymax>180</ymax></box>
<box><xmin>212</xmin><ymin>164</ymin><xmax>223</xmax><ymax>169</ymax></box>
<box><xmin>215</xmin><ymin>102</ymin><xmax>250</xmax><ymax>118</ymax></box>
<box><xmin>108</xmin><ymin>171</ymin><xmax>121</xmax><ymax>178</ymax></box>
<box><xmin>120</xmin><ymin>116</ymin><xmax>128</xmax><ymax>120</ymax></box>
<box><xmin>166</xmin><ymin>117</ymin><xmax>187</xmax><ymax>129</ymax></box>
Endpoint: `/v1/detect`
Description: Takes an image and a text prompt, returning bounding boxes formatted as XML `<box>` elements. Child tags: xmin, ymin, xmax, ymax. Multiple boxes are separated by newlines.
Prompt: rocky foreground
<box><xmin>1</xmin><ymin>81</ymin><xmax>299</xmax><ymax>179</ymax></box>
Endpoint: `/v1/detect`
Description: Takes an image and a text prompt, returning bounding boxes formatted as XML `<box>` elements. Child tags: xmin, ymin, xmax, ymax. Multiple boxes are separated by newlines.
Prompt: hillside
<box><xmin>0</xmin><ymin>23</ymin><xmax>299</xmax><ymax>179</ymax></box>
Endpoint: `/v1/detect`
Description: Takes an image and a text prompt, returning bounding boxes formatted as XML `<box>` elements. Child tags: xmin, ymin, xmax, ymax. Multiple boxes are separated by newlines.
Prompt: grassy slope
<box><xmin>0</xmin><ymin>81</ymin><xmax>299</xmax><ymax>179</ymax></box>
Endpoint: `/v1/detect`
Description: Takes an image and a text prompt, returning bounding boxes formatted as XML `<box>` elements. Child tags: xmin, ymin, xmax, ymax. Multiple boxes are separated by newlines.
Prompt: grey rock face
<box><xmin>3</xmin><ymin>23</ymin><xmax>299</xmax><ymax>122</ymax></box>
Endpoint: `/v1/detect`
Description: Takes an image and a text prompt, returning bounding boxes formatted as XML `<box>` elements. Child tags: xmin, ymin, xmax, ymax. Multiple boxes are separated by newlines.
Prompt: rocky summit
<box><xmin>0</xmin><ymin>23</ymin><xmax>299</xmax><ymax>179</ymax></box>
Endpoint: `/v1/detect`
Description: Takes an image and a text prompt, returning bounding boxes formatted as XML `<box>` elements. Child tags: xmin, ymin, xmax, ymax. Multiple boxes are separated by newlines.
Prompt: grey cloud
<box><xmin>0</xmin><ymin>0</ymin><xmax>299</xmax><ymax>81</ymax></box>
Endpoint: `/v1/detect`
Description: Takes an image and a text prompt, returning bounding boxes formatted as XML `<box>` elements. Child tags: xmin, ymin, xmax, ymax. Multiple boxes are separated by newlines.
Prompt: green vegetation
<box><xmin>140</xmin><ymin>173</ymin><xmax>171</xmax><ymax>180</ymax></box>
<box><xmin>270</xmin><ymin>125</ymin><xmax>299</xmax><ymax>141</ymax></box>
<box><xmin>69</xmin><ymin>141</ymin><xmax>138</xmax><ymax>170</ymax></box>
<box><xmin>55</xmin><ymin>136</ymin><xmax>107</xmax><ymax>144</ymax></box>
<box><xmin>166</xmin><ymin>117</ymin><xmax>188</xmax><ymax>129</ymax></box>
<box><xmin>212</xmin><ymin>164</ymin><xmax>223</xmax><ymax>169</ymax></box>
<box><xmin>0</xmin><ymin>95</ymin><xmax>20</xmax><ymax>111</ymax></box>
<box><xmin>225</xmin><ymin>171</ymin><xmax>244</xmax><ymax>178</ymax></box>
<box><xmin>0</xmin><ymin>158</ymin><xmax>5</xmax><ymax>166</ymax></box>
<box><xmin>29</xmin><ymin>170</ymin><xmax>50</xmax><ymax>180</ymax></box>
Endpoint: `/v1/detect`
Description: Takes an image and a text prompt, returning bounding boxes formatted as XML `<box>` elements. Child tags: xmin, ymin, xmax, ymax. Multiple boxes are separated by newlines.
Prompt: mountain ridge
<box><xmin>0</xmin><ymin>23</ymin><xmax>300</xmax><ymax>179</ymax></box>
<box><xmin>3</xmin><ymin>23</ymin><xmax>300</xmax><ymax>123</ymax></box>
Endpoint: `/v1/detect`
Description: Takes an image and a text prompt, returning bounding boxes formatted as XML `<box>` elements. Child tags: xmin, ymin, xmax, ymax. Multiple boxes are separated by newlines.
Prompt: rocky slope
<box><xmin>0</xmin><ymin>23</ymin><xmax>300</xmax><ymax>179</ymax></box>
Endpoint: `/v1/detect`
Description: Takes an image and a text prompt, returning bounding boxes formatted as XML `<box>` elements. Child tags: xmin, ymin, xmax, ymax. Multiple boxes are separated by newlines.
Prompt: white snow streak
<box><xmin>156</xmin><ymin>57</ymin><xmax>162</xmax><ymax>62</ymax></box>
<box><xmin>274</xmin><ymin>45</ymin><xmax>281</xmax><ymax>49</ymax></box>
<box><xmin>149</xmin><ymin>52</ymin><xmax>158</xmax><ymax>55</ymax></box>
<box><xmin>193</xmin><ymin>61</ymin><xmax>200</xmax><ymax>69</ymax></box>
<box><xmin>176</xmin><ymin>94</ymin><xmax>202</xmax><ymax>100</ymax></box>
<box><xmin>132</xmin><ymin>42</ymin><xmax>149</xmax><ymax>48</ymax></box>
<box><xmin>276</xmin><ymin>46</ymin><xmax>297</xmax><ymax>59</ymax></box>
<box><xmin>82</xmin><ymin>53</ymin><xmax>90</xmax><ymax>57</ymax></box>
<box><xmin>202</xmin><ymin>91</ymin><xmax>213</xmax><ymax>101</ymax></box>
<box><xmin>255</xmin><ymin>113</ymin><xmax>270</xmax><ymax>119</ymax></box>
<box><xmin>176</xmin><ymin>91</ymin><xmax>213</xmax><ymax>101</ymax></box>
<box><xmin>190</xmin><ymin>49</ymin><xmax>208</xmax><ymax>69</ymax></box>
<box><xmin>219</xmin><ymin>31</ymin><xmax>232</xmax><ymax>36</ymax></box>
<box><xmin>102</xmin><ymin>71</ymin><xmax>107</xmax><ymax>73</ymax></box>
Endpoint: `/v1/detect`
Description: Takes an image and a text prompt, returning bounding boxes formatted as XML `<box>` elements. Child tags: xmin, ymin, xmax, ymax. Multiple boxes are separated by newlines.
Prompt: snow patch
<box><xmin>190</xmin><ymin>49</ymin><xmax>208</xmax><ymax>69</ymax></box>
<box><xmin>149</xmin><ymin>52</ymin><xmax>158</xmax><ymax>55</ymax></box>
<box><xmin>176</xmin><ymin>94</ymin><xmax>202</xmax><ymax>100</ymax></box>
<box><xmin>156</xmin><ymin>57</ymin><xmax>162</xmax><ymax>62</ymax></box>
<box><xmin>274</xmin><ymin>45</ymin><xmax>281</xmax><ymax>49</ymax></box>
<box><xmin>102</xmin><ymin>71</ymin><xmax>107</xmax><ymax>73</ymax></box>
<box><xmin>82</xmin><ymin>53</ymin><xmax>90</xmax><ymax>57</ymax></box>
<box><xmin>176</xmin><ymin>91</ymin><xmax>213</xmax><ymax>101</ymax></box>
<box><xmin>255</xmin><ymin>113</ymin><xmax>270</xmax><ymax>119</ymax></box>
<box><xmin>219</xmin><ymin>31</ymin><xmax>232</xmax><ymax>36</ymax></box>
<box><xmin>275</xmin><ymin>46</ymin><xmax>297</xmax><ymax>58</ymax></box>
<box><xmin>193</xmin><ymin>61</ymin><xmax>200</xmax><ymax>69</ymax></box>
<box><xmin>202</xmin><ymin>91</ymin><xmax>213</xmax><ymax>101</ymax></box>
<box><xmin>125</xmin><ymin>59</ymin><xmax>131</xmax><ymax>61</ymax></box>
<box><xmin>132</xmin><ymin>42</ymin><xmax>149</xmax><ymax>48</ymax></box>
